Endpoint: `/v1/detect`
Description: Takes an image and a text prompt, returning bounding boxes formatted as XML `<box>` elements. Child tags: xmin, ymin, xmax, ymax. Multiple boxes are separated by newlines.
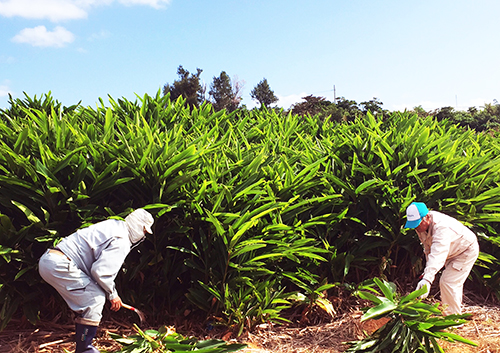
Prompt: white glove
<box><xmin>415</xmin><ymin>279</ymin><xmax>431</xmax><ymax>299</ymax></box>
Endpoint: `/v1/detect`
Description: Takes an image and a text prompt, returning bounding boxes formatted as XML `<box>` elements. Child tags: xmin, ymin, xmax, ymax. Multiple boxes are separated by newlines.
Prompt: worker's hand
<box><xmin>110</xmin><ymin>296</ymin><xmax>123</xmax><ymax>311</ymax></box>
<box><xmin>415</xmin><ymin>279</ymin><xmax>431</xmax><ymax>299</ymax></box>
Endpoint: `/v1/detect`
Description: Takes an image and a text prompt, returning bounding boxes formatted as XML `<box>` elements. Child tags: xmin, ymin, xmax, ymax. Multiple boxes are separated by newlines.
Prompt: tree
<box><xmin>163</xmin><ymin>65</ymin><xmax>204</xmax><ymax>108</ymax></box>
<box><xmin>291</xmin><ymin>95</ymin><xmax>346</xmax><ymax>122</ymax></box>
<box><xmin>360</xmin><ymin>97</ymin><xmax>384</xmax><ymax>114</ymax></box>
<box><xmin>433</xmin><ymin>106</ymin><xmax>456</xmax><ymax>122</ymax></box>
<box><xmin>208</xmin><ymin>71</ymin><xmax>243</xmax><ymax>112</ymax></box>
<box><xmin>410</xmin><ymin>105</ymin><xmax>429</xmax><ymax>118</ymax></box>
<box><xmin>335</xmin><ymin>97</ymin><xmax>360</xmax><ymax>121</ymax></box>
<box><xmin>231</xmin><ymin>76</ymin><xmax>245</xmax><ymax>110</ymax></box>
<box><xmin>431</xmin><ymin>104</ymin><xmax>500</xmax><ymax>132</ymax></box>
<box><xmin>291</xmin><ymin>95</ymin><xmax>331</xmax><ymax>116</ymax></box>
<box><xmin>250</xmin><ymin>78</ymin><xmax>278</xmax><ymax>108</ymax></box>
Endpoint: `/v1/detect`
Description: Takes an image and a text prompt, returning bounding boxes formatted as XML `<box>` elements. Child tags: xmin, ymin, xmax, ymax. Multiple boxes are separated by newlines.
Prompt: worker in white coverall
<box><xmin>38</xmin><ymin>209</ymin><xmax>154</xmax><ymax>353</ymax></box>
<box><xmin>404</xmin><ymin>202</ymin><xmax>479</xmax><ymax>315</ymax></box>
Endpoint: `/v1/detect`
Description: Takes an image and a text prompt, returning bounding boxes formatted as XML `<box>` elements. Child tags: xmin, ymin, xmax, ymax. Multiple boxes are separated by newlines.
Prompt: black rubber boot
<box><xmin>75</xmin><ymin>323</ymin><xmax>99</xmax><ymax>353</ymax></box>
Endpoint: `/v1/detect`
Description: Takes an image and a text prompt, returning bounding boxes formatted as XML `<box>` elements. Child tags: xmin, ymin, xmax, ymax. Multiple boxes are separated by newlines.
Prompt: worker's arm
<box><xmin>422</xmin><ymin>225</ymin><xmax>452</xmax><ymax>284</ymax></box>
<box><xmin>90</xmin><ymin>237</ymin><xmax>130</xmax><ymax>301</ymax></box>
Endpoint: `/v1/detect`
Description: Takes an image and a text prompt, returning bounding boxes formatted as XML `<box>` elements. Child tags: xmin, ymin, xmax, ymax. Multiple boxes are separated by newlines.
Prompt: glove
<box><xmin>415</xmin><ymin>279</ymin><xmax>431</xmax><ymax>299</ymax></box>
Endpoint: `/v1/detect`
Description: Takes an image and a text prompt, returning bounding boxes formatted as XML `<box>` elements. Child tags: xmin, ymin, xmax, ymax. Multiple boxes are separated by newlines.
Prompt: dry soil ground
<box><xmin>2</xmin><ymin>304</ymin><xmax>500</xmax><ymax>353</ymax></box>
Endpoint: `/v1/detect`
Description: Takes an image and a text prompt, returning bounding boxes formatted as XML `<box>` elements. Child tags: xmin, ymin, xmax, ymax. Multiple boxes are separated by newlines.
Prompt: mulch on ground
<box><xmin>2</xmin><ymin>304</ymin><xmax>500</xmax><ymax>353</ymax></box>
<box><xmin>2</xmin><ymin>289</ymin><xmax>500</xmax><ymax>353</ymax></box>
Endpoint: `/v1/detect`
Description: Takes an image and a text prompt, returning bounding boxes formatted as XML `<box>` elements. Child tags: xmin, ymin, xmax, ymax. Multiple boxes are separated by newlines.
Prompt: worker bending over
<box><xmin>404</xmin><ymin>202</ymin><xmax>479</xmax><ymax>315</ymax></box>
<box><xmin>39</xmin><ymin>209</ymin><xmax>154</xmax><ymax>353</ymax></box>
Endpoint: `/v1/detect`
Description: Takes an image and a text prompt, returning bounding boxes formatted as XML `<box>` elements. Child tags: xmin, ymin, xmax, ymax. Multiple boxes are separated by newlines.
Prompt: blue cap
<box><xmin>404</xmin><ymin>202</ymin><xmax>429</xmax><ymax>229</ymax></box>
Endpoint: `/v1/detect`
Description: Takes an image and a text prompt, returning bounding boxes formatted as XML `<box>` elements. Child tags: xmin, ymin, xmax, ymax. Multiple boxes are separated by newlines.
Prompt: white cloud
<box><xmin>277</xmin><ymin>93</ymin><xmax>308</xmax><ymax>109</ymax></box>
<box><xmin>12</xmin><ymin>26</ymin><xmax>75</xmax><ymax>47</ymax></box>
<box><xmin>0</xmin><ymin>55</ymin><xmax>16</xmax><ymax>64</ymax></box>
<box><xmin>75</xmin><ymin>0</ymin><xmax>113</xmax><ymax>6</ymax></box>
<box><xmin>88</xmin><ymin>30</ymin><xmax>111</xmax><ymax>41</ymax></box>
<box><xmin>392</xmin><ymin>101</ymin><xmax>448</xmax><ymax>112</ymax></box>
<box><xmin>0</xmin><ymin>0</ymin><xmax>170</xmax><ymax>22</ymax></box>
<box><xmin>0</xmin><ymin>0</ymin><xmax>87</xmax><ymax>22</ymax></box>
<box><xmin>463</xmin><ymin>98</ymin><xmax>494</xmax><ymax>110</ymax></box>
<box><xmin>0</xmin><ymin>84</ymin><xmax>11</xmax><ymax>97</ymax></box>
<box><xmin>118</xmin><ymin>0</ymin><xmax>171</xmax><ymax>9</ymax></box>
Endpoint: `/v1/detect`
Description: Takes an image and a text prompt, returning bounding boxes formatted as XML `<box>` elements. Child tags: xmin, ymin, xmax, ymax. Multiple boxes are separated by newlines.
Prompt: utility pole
<box><xmin>333</xmin><ymin>85</ymin><xmax>336</xmax><ymax>104</ymax></box>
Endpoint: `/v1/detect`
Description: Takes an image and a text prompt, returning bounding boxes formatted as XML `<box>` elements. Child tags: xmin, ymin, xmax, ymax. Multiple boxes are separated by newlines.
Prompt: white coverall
<box><xmin>416</xmin><ymin>210</ymin><xmax>479</xmax><ymax>315</ymax></box>
<box><xmin>39</xmin><ymin>219</ymin><xmax>132</xmax><ymax>326</ymax></box>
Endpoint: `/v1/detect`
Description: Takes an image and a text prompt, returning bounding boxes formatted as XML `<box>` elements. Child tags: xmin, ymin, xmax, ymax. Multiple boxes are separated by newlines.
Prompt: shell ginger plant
<box><xmin>107</xmin><ymin>324</ymin><xmax>247</xmax><ymax>353</ymax></box>
<box><xmin>347</xmin><ymin>278</ymin><xmax>477</xmax><ymax>353</ymax></box>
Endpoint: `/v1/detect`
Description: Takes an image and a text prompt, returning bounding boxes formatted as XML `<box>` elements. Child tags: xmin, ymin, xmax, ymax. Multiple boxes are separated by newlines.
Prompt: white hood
<box><xmin>125</xmin><ymin>209</ymin><xmax>154</xmax><ymax>244</ymax></box>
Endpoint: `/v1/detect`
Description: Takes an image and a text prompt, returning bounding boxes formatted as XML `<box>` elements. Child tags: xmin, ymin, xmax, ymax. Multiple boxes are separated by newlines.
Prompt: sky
<box><xmin>1</xmin><ymin>0</ymin><xmax>499</xmax><ymax>112</ymax></box>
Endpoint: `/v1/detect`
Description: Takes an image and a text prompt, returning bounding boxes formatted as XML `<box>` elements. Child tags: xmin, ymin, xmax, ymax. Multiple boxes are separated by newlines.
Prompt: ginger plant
<box><xmin>107</xmin><ymin>324</ymin><xmax>247</xmax><ymax>353</ymax></box>
<box><xmin>347</xmin><ymin>278</ymin><xmax>477</xmax><ymax>353</ymax></box>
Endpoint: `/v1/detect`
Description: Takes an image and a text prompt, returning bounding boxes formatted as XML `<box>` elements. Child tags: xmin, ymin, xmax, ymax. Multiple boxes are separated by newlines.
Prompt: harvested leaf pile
<box><xmin>2</xmin><ymin>304</ymin><xmax>500</xmax><ymax>353</ymax></box>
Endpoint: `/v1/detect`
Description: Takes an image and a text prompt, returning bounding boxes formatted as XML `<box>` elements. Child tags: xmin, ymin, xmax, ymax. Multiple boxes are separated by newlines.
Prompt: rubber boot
<box><xmin>75</xmin><ymin>323</ymin><xmax>99</xmax><ymax>353</ymax></box>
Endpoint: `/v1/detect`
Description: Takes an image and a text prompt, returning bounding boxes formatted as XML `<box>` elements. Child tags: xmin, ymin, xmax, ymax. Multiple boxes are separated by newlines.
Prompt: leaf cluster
<box><xmin>108</xmin><ymin>324</ymin><xmax>246</xmax><ymax>353</ymax></box>
<box><xmin>347</xmin><ymin>278</ymin><xmax>476</xmax><ymax>353</ymax></box>
<box><xmin>163</xmin><ymin>66</ymin><xmax>204</xmax><ymax>108</ymax></box>
<box><xmin>432</xmin><ymin>102</ymin><xmax>500</xmax><ymax>132</ymax></box>
<box><xmin>250</xmin><ymin>78</ymin><xmax>278</xmax><ymax>108</ymax></box>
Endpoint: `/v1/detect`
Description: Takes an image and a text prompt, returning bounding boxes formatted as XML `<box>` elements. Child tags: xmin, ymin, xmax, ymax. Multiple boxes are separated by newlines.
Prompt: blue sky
<box><xmin>1</xmin><ymin>0</ymin><xmax>499</xmax><ymax>111</ymax></box>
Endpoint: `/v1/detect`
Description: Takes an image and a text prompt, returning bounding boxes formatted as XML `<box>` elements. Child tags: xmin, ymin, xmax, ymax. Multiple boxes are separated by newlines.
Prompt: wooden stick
<box><xmin>39</xmin><ymin>339</ymin><xmax>65</xmax><ymax>348</ymax></box>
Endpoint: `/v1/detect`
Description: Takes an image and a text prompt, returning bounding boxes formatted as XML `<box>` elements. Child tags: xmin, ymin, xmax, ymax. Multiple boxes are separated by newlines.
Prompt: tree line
<box><xmin>162</xmin><ymin>65</ymin><xmax>278</xmax><ymax>112</ymax></box>
<box><xmin>164</xmin><ymin>65</ymin><xmax>500</xmax><ymax>132</ymax></box>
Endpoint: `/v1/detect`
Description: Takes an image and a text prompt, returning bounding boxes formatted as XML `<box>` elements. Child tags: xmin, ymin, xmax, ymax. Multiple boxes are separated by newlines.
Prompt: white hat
<box><xmin>125</xmin><ymin>209</ymin><xmax>154</xmax><ymax>244</ymax></box>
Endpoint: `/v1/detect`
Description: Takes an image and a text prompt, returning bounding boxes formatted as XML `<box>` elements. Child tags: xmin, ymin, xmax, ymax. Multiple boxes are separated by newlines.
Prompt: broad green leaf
<box><xmin>357</xmin><ymin>290</ymin><xmax>383</xmax><ymax>305</ymax></box>
<box><xmin>374</xmin><ymin>277</ymin><xmax>395</xmax><ymax>301</ymax></box>
<box><xmin>361</xmin><ymin>300</ymin><xmax>397</xmax><ymax>322</ymax></box>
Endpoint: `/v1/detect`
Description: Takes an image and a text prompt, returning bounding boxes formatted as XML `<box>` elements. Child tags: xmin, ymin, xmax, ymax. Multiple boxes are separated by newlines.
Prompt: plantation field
<box><xmin>3</xmin><ymin>93</ymin><xmax>500</xmax><ymax>351</ymax></box>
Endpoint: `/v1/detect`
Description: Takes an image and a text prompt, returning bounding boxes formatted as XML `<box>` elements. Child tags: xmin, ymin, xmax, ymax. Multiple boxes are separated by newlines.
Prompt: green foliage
<box><xmin>335</xmin><ymin>96</ymin><xmax>361</xmax><ymax>121</ymax></box>
<box><xmin>163</xmin><ymin>65</ymin><xmax>205</xmax><ymax>108</ymax></box>
<box><xmin>208</xmin><ymin>71</ymin><xmax>241</xmax><ymax>112</ymax></box>
<box><xmin>0</xmin><ymin>212</ymin><xmax>45</xmax><ymax>330</ymax></box>
<box><xmin>290</xmin><ymin>95</ymin><xmax>340</xmax><ymax>122</ymax></box>
<box><xmin>250</xmin><ymin>78</ymin><xmax>278</xmax><ymax>108</ymax></box>
<box><xmin>287</xmin><ymin>279</ymin><xmax>337</xmax><ymax>320</ymax></box>
<box><xmin>431</xmin><ymin>102</ymin><xmax>500</xmax><ymax>131</ymax></box>
<box><xmin>347</xmin><ymin>278</ymin><xmax>477</xmax><ymax>353</ymax></box>
<box><xmin>359</xmin><ymin>97</ymin><xmax>385</xmax><ymax>116</ymax></box>
<box><xmin>290</xmin><ymin>96</ymin><xmax>384</xmax><ymax>122</ymax></box>
<box><xmin>107</xmin><ymin>324</ymin><xmax>247</xmax><ymax>353</ymax></box>
<box><xmin>2</xmin><ymin>92</ymin><xmax>500</xmax><ymax>334</ymax></box>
